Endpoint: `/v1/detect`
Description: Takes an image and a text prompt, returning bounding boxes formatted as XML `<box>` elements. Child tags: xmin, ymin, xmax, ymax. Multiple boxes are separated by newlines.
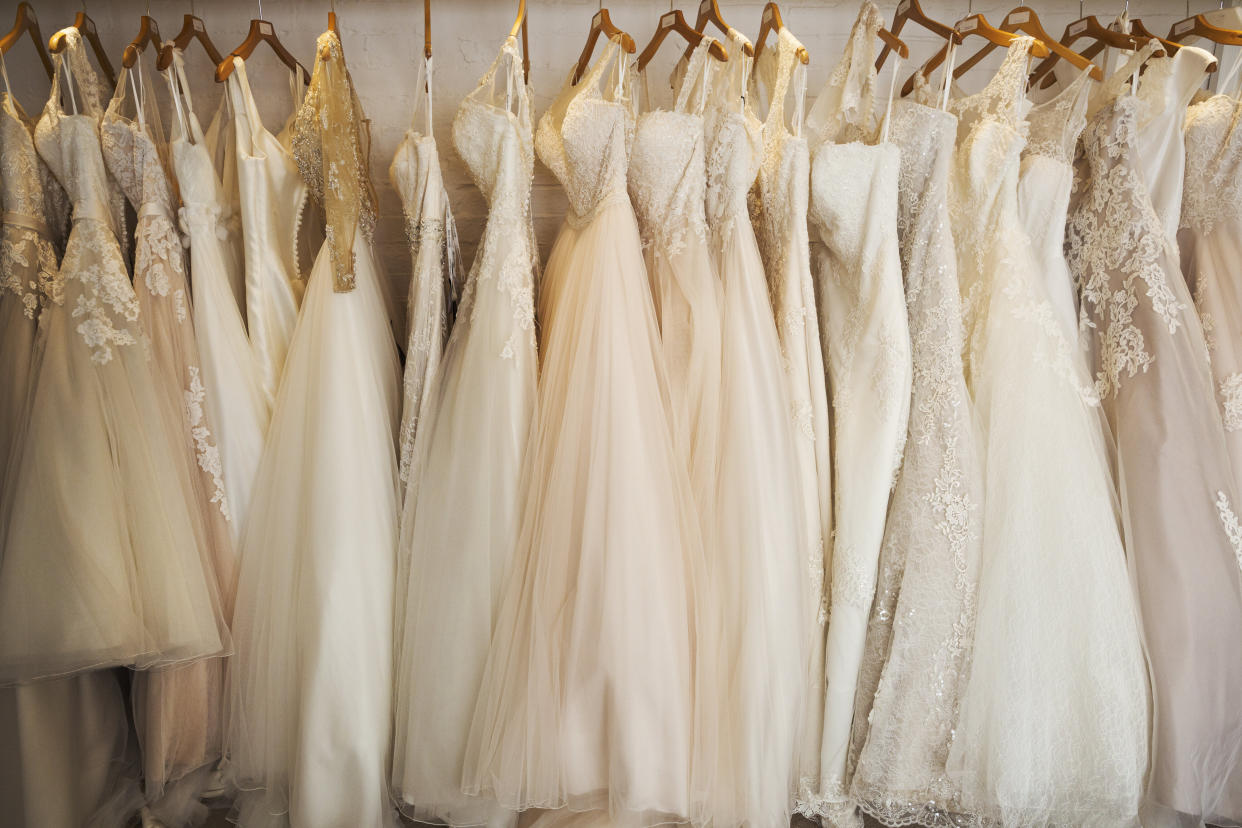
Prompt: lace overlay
<box><xmin>1</xmin><ymin>96</ymin><xmax>60</xmax><ymax>315</ymax></box>
<box><xmin>186</xmin><ymin>365</ymin><xmax>231</xmax><ymax>523</ymax></box>
<box><xmin>292</xmin><ymin>30</ymin><xmax>377</xmax><ymax>292</ymax></box>
<box><xmin>61</xmin><ymin>221</ymin><xmax>140</xmax><ymax>364</ymax></box>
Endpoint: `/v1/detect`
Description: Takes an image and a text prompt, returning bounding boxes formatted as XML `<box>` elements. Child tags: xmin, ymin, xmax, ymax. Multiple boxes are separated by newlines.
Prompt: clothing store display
<box><xmin>392</xmin><ymin>35</ymin><xmax>535</xmax><ymax>828</ymax></box>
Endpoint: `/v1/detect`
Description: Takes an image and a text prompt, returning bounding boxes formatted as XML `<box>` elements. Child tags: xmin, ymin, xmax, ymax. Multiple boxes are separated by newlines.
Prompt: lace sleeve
<box><xmin>292</xmin><ymin>30</ymin><xmax>378</xmax><ymax>293</ymax></box>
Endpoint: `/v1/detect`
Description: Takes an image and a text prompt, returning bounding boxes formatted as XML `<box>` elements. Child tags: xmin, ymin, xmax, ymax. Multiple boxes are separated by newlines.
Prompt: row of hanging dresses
<box><xmin>224</xmin><ymin>29</ymin><xmax>402</xmax><ymax>828</ymax></box>
<box><xmin>391</xmin><ymin>33</ymin><xmax>535</xmax><ymax>828</ymax></box>
<box><xmin>1068</xmin><ymin>39</ymin><xmax>1242</xmax><ymax>828</ymax></box>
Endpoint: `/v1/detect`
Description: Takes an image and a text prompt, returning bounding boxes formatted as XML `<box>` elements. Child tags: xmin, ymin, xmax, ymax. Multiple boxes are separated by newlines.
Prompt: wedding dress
<box><xmin>102</xmin><ymin>58</ymin><xmax>237</xmax><ymax>818</ymax></box>
<box><xmin>803</xmin><ymin>4</ymin><xmax>912</xmax><ymax>820</ymax></box>
<box><xmin>164</xmin><ymin>48</ymin><xmax>269</xmax><ymax>546</ymax></box>
<box><xmin>748</xmin><ymin>26</ymin><xmax>833</xmax><ymax>811</ymax></box>
<box><xmin>392</xmin><ymin>36</ymin><xmax>535</xmax><ymax>828</ymax></box>
<box><xmin>846</xmin><ymin>85</ymin><xmax>985</xmax><ymax>827</ymax></box>
<box><xmin>691</xmin><ymin>24</ymin><xmax>809</xmax><ymax>828</ymax></box>
<box><xmin>390</xmin><ymin>52</ymin><xmax>462</xmax><ymax>496</ymax></box>
<box><xmin>225</xmin><ymin>30</ymin><xmax>401</xmax><ymax>828</ymax></box>
<box><xmin>226</xmin><ymin>56</ymin><xmax>307</xmax><ymax>405</ymax></box>
<box><xmin>0</xmin><ymin>27</ymin><xmax>228</xmax><ymax>685</ymax></box>
<box><xmin>463</xmin><ymin>37</ymin><xmax>704</xmax><ymax>827</ymax></box>
<box><xmin>936</xmin><ymin>37</ymin><xmax>1147</xmax><ymax>826</ymax></box>
<box><xmin>1067</xmin><ymin>43</ymin><xmax>1242</xmax><ymax>828</ymax></box>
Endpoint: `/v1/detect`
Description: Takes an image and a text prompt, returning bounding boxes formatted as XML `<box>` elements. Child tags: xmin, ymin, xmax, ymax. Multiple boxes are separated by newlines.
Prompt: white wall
<box><xmin>2</xmin><ymin>0</ymin><xmax>1201</xmax><ymax>302</ymax></box>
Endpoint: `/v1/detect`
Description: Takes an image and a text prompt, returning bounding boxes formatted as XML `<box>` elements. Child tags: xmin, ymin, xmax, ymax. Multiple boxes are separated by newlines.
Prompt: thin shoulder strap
<box><xmin>0</xmin><ymin>51</ymin><xmax>11</xmax><ymax>100</ymax></box>
<box><xmin>674</xmin><ymin>38</ymin><xmax>714</xmax><ymax>115</ymax></box>
<box><xmin>881</xmin><ymin>54</ymin><xmax>901</xmax><ymax>142</ymax></box>
<box><xmin>411</xmin><ymin>53</ymin><xmax>433</xmax><ymax>135</ymax></box>
<box><xmin>229</xmin><ymin>57</ymin><xmax>264</xmax><ymax>145</ymax></box>
<box><xmin>1090</xmin><ymin>40</ymin><xmax>1159</xmax><ymax>119</ymax></box>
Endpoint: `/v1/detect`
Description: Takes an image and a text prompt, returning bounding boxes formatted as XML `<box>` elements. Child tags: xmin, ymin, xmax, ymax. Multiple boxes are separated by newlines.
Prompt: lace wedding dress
<box><xmin>748</xmin><ymin>26</ymin><xmax>833</xmax><ymax>811</ymax></box>
<box><xmin>226</xmin><ymin>57</ymin><xmax>307</xmax><ymax>405</ymax></box>
<box><xmin>392</xmin><ymin>36</ymin><xmax>535</xmax><ymax>828</ymax></box>
<box><xmin>1067</xmin><ymin>43</ymin><xmax>1242</xmax><ymax>828</ymax></box>
<box><xmin>846</xmin><ymin>87</ymin><xmax>984</xmax><ymax>828</ymax></box>
<box><xmin>0</xmin><ymin>28</ymin><xmax>228</xmax><ymax>685</ymax></box>
<box><xmin>225</xmin><ymin>30</ymin><xmax>401</xmax><ymax>828</ymax></box>
<box><xmin>463</xmin><ymin>37</ymin><xmax>704</xmax><ymax>827</ymax></box>
<box><xmin>390</xmin><ymin>52</ymin><xmax>462</xmax><ymax>498</ymax></box>
<box><xmin>803</xmin><ymin>4</ymin><xmax>912</xmax><ymax>820</ymax></box>
<box><xmin>102</xmin><ymin>58</ymin><xmax>237</xmax><ymax>819</ymax></box>
<box><xmin>164</xmin><ymin>48</ymin><xmax>269</xmax><ymax>546</ymax></box>
<box><xmin>689</xmin><ymin>24</ymin><xmax>809</xmax><ymax>828</ymax></box>
<box><xmin>940</xmin><ymin>38</ymin><xmax>1147</xmax><ymax>826</ymax></box>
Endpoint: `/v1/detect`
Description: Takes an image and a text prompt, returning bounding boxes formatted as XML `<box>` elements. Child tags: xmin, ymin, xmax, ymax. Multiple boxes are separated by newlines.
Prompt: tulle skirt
<box><xmin>0</xmin><ymin>218</ymin><xmax>229</xmax><ymax>684</ymax></box>
<box><xmin>463</xmin><ymin>199</ymin><xmax>704</xmax><ymax>828</ymax></box>
<box><xmin>225</xmin><ymin>231</ymin><xmax>401</xmax><ymax>828</ymax></box>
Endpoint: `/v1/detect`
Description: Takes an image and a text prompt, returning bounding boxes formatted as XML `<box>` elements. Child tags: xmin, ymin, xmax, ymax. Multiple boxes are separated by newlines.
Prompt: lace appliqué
<box><xmin>1</xmin><ymin>227</ymin><xmax>56</xmax><ymax>317</ymax></box>
<box><xmin>1220</xmin><ymin>374</ymin><xmax>1242</xmax><ymax>432</ymax></box>
<box><xmin>1182</xmin><ymin>95</ymin><xmax>1242</xmax><ymax>237</ymax></box>
<box><xmin>185</xmin><ymin>366</ymin><xmax>232</xmax><ymax>522</ymax></box>
<box><xmin>63</xmin><ymin>222</ymin><xmax>140</xmax><ymax>364</ymax></box>
<box><xmin>1215</xmin><ymin>490</ymin><xmax>1242</xmax><ymax>571</ymax></box>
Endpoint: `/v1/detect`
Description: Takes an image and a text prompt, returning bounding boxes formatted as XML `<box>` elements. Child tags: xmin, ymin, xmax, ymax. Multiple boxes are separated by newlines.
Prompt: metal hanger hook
<box><xmin>257</xmin><ymin>0</ymin><xmax>264</xmax><ymax>21</ymax></box>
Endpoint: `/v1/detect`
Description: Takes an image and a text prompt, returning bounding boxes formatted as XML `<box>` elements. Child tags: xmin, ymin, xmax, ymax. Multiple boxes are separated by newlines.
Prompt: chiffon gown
<box><xmin>225</xmin><ymin>30</ymin><xmax>401</xmax><ymax>828</ymax></box>
<box><xmin>1068</xmin><ymin>43</ymin><xmax>1242</xmax><ymax>828</ymax></box>
<box><xmin>695</xmin><ymin>24</ymin><xmax>809</xmax><ymax>828</ymax></box>
<box><xmin>226</xmin><ymin>57</ymin><xmax>307</xmax><ymax>405</ymax></box>
<box><xmin>846</xmin><ymin>90</ymin><xmax>985</xmax><ymax>828</ymax></box>
<box><xmin>164</xmin><ymin>48</ymin><xmax>269</xmax><ymax>546</ymax></box>
<box><xmin>940</xmin><ymin>38</ymin><xmax>1147</xmax><ymax>826</ymax></box>
<box><xmin>102</xmin><ymin>58</ymin><xmax>237</xmax><ymax>819</ymax></box>
<box><xmin>0</xmin><ymin>27</ymin><xmax>228</xmax><ymax>685</ymax></box>
<box><xmin>392</xmin><ymin>36</ymin><xmax>535</xmax><ymax>828</ymax></box>
<box><xmin>803</xmin><ymin>4</ymin><xmax>911</xmax><ymax>819</ymax></box>
<box><xmin>463</xmin><ymin>38</ymin><xmax>705</xmax><ymax>827</ymax></box>
<box><xmin>748</xmin><ymin>27</ymin><xmax>833</xmax><ymax>811</ymax></box>
<box><xmin>390</xmin><ymin>51</ymin><xmax>463</xmax><ymax>496</ymax></box>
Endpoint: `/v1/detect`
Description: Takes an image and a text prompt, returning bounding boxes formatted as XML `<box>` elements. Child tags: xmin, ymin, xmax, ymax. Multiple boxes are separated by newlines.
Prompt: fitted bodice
<box><xmin>1183</xmin><ymin>93</ymin><xmax>1242</xmax><ymax>237</ymax></box>
<box><xmin>1024</xmin><ymin>66</ymin><xmax>1091</xmax><ymax>166</ymax></box>
<box><xmin>703</xmin><ymin>27</ymin><xmax>762</xmax><ymax>234</ymax></box>
<box><xmin>536</xmin><ymin>37</ymin><xmax>634</xmax><ymax>224</ymax></box>
<box><xmin>101</xmin><ymin>68</ymin><xmax>176</xmax><ymax>224</ymax></box>
<box><xmin>1</xmin><ymin>95</ymin><xmax>53</xmax><ymax>225</ymax></box>
<box><xmin>889</xmin><ymin>100</ymin><xmax>957</xmax><ymax>292</ymax></box>
<box><xmin>628</xmin><ymin>40</ymin><xmax>714</xmax><ymax>252</ymax></box>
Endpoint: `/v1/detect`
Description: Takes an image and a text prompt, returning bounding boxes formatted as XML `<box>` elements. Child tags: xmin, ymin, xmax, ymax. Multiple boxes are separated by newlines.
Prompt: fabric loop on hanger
<box><xmin>940</xmin><ymin>38</ymin><xmax>957</xmax><ymax>112</ymax></box>
<box><xmin>0</xmin><ymin>51</ymin><xmax>12</xmax><ymax>99</ymax></box>
<box><xmin>882</xmin><ymin>55</ymin><xmax>901</xmax><ymax>144</ymax></box>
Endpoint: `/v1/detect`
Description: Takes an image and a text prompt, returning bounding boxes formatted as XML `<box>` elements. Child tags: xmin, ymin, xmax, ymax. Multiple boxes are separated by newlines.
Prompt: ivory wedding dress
<box><xmin>164</xmin><ymin>48</ymin><xmax>269</xmax><ymax>545</ymax></box>
<box><xmin>464</xmin><ymin>37</ymin><xmax>704</xmax><ymax>827</ymax></box>
<box><xmin>226</xmin><ymin>56</ymin><xmax>307</xmax><ymax>405</ymax></box>
<box><xmin>749</xmin><ymin>27</ymin><xmax>833</xmax><ymax>810</ymax></box>
<box><xmin>225</xmin><ymin>31</ymin><xmax>401</xmax><ymax>828</ymax></box>
<box><xmin>942</xmin><ymin>38</ymin><xmax>1147</xmax><ymax>826</ymax></box>
<box><xmin>390</xmin><ymin>52</ymin><xmax>462</xmax><ymax>496</ymax></box>
<box><xmin>691</xmin><ymin>24</ymin><xmax>809</xmax><ymax>828</ymax></box>
<box><xmin>392</xmin><ymin>36</ymin><xmax>535</xmax><ymax>828</ymax></box>
<box><xmin>846</xmin><ymin>86</ymin><xmax>984</xmax><ymax>827</ymax></box>
<box><xmin>1067</xmin><ymin>43</ymin><xmax>1242</xmax><ymax>828</ymax></box>
<box><xmin>0</xmin><ymin>28</ymin><xmax>228</xmax><ymax>685</ymax></box>
<box><xmin>803</xmin><ymin>4</ymin><xmax>912</xmax><ymax>820</ymax></box>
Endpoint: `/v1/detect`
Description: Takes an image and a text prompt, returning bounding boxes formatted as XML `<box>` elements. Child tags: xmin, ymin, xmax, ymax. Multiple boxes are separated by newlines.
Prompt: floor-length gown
<box><xmin>0</xmin><ymin>27</ymin><xmax>228</xmax><ymax>685</ymax></box>
<box><xmin>941</xmin><ymin>38</ymin><xmax>1147</xmax><ymax>826</ymax></box>
<box><xmin>226</xmin><ymin>57</ymin><xmax>307</xmax><ymax>405</ymax></box>
<box><xmin>463</xmin><ymin>37</ymin><xmax>704</xmax><ymax>827</ymax></box>
<box><xmin>1067</xmin><ymin>43</ymin><xmax>1242</xmax><ymax>828</ymax></box>
<box><xmin>1182</xmin><ymin>69</ymin><xmax>1242</xmax><ymax>510</ymax></box>
<box><xmin>391</xmin><ymin>52</ymin><xmax>463</xmax><ymax>496</ymax></box>
<box><xmin>803</xmin><ymin>4</ymin><xmax>912</xmax><ymax>820</ymax></box>
<box><xmin>225</xmin><ymin>30</ymin><xmax>401</xmax><ymax>828</ymax></box>
<box><xmin>692</xmin><ymin>24</ymin><xmax>809</xmax><ymax>828</ymax></box>
<box><xmin>748</xmin><ymin>27</ymin><xmax>833</xmax><ymax>811</ymax></box>
<box><xmin>164</xmin><ymin>48</ymin><xmax>269</xmax><ymax>546</ymax></box>
<box><xmin>845</xmin><ymin>89</ymin><xmax>985</xmax><ymax>828</ymax></box>
<box><xmin>391</xmin><ymin>36</ymin><xmax>535</xmax><ymax>828</ymax></box>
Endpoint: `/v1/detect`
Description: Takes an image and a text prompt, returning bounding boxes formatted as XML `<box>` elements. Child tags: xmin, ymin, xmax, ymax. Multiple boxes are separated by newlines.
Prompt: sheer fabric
<box><xmin>391</xmin><ymin>36</ymin><xmax>535</xmax><ymax>828</ymax></box>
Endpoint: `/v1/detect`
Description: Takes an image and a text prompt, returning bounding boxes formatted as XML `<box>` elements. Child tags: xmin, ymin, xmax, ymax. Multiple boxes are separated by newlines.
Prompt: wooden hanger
<box><xmin>573</xmin><ymin>9</ymin><xmax>636</xmax><ymax>85</ymax></box>
<box><xmin>754</xmin><ymin>3</ymin><xmax>808</xmax><ymax>65</ymax></box>
<box><xmin>951</xmin><ymin>7</ymin><xmax>1101</xmax><ymax>84</ymax></box>
<box><xmin>121</xmin><ymin>10</ymin><xmax>161</xmax><ymax>69</ymax></box>
<box><xmin>1029</xmin><ymin>15</ymin><xmax>1157</xmax><ymax>89</ymax></box>
<box><xmin>1128</xmin><ymin>19</ymin><xmax>1184</xmax><ymax>56</ymax></box>
<box><xmin>424</xmin><ymin>0</ymin><xmax>431</xmax><ymax>59</ymax></box>
<box><xmin>903</xmin><ymin>13</ymin><xmax>1049</xmax><ymax>97</ymax></box>
<box><xmin>1169</xmin><ymin>12</ymin><xmax>1242</xmax><ymax>47</ymax></box>
<box><xmin>877</xmin><ymin>0</ymin><xmax>959</xmax><ymax>72</ymax></box>
<box><xmin>638</xmin><ymin>9</ymin><xmax>727</xmax><ymax>72</ymax></box>
<box><xmin>49</xmin><ymin>8</ymin><xmax>116</xmax><ymax>88</ymax></box>
<box><xmin>0</xmin><ymin>3</ymin><xmax>54</xmax><ymax>80</ymax></box>
<box><xmin>215</xmin><ymin>12</ymin><xmax>309</xmax><ymax>84</ymax></box>
<box><xmin>684</xmin><ymin>0</ymin><xmax>752</xmax><ymax>63</ymax></box>
<box><xmin>509</xmin><ymin>0</ymin><xmax>530</xmax><ymax>84</ymax></box>
<box><xmin>156</xmin><ymin>8</ymin><xmax>225</xmax><ymax>72</ymax></box>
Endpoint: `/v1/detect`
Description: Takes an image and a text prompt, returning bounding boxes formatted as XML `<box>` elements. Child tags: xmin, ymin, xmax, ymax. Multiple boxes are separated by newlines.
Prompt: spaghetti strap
<box><xmin>228</xmin><ymin>57</ymin><xmax>263</xmax><ymax>154</ymax></box>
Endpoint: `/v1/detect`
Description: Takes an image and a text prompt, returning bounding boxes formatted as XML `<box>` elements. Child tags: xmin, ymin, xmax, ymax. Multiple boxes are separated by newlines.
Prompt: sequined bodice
<box><xmin>1183</xmin><ymin>93</ymin><xmax>1242</xmax><ymax>236</ymax></box>
<box><xmin>703</xmin><ymin>28</ymin><xmax>762</xmax><ymax>234</ymax></box>
<box><xmin>536</xmin><ymin>37</ymin><xmax>633</xmax><ymax>223</ymax></box>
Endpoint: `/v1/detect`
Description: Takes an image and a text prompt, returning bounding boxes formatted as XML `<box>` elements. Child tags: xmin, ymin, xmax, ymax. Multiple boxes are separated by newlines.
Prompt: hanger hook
<box><xmin>257</xmin><ymin>0</ymin><xmax>264</xmax><ymax>21</ymax></box>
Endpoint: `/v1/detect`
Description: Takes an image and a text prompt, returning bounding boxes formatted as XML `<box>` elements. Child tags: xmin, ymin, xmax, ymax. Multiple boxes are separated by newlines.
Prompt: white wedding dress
<box><xmin>804</xmin><ymin>4</ymin><xmax>912</xmax><ymax>820</ymax></box>
<box><xmin>225</xmin><ymin>30</ymin><xmax>401</xmax><ymax>828</ymax></box>
<box><xmin>392</xmin><ymin>36</ymin><xmax>535</xmax><ymax>828</ymax></box>
<box><xmin>944</xmin><ymin>38</ymin><xmax>1148</xmax><ymax>827</ymax></box>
